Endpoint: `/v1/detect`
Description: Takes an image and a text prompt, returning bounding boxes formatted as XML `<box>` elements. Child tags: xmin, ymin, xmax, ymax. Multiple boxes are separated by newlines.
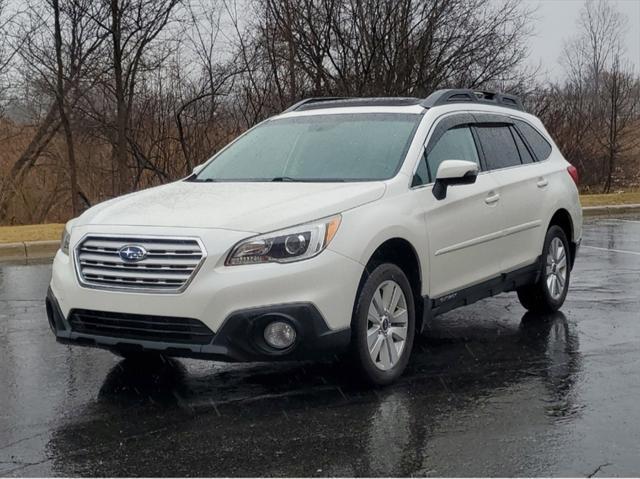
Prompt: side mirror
<box><xmin>433</xmin><ymin>160</ymin><xmax>478</xmax><ymax>200</ymax></box>
<box><xmin>192</xmin><ymin>164</ymin><xmax>205</xmax><ymax>175</ymax></box>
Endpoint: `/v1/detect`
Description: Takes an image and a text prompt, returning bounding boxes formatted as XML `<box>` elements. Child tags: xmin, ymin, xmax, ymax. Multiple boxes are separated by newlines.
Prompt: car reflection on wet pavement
<box><xmin>1</xmin><ymin>216</ymin><xmax>640</xmax><ymax>477</ymax></box>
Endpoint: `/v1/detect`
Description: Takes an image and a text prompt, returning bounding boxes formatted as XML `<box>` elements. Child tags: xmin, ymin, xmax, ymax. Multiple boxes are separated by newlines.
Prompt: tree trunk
<box><xmin>0</xmin><ymin>106</ymin><xmax>61</xmax><ymax>222</ymax></box>
<box><xmin>284</xmin><ymin>0</ymin><xmax>297</xmax><ymax>104</ymax></box>
<box><xmin>110</xmin><ymin>0</ymin><xmax>129</xmax><ymax>196</ymax></box>
<box><xmin>53</xmin><ymin>0</ymin><xmax>80</xmax><ymax>216</ymax></box>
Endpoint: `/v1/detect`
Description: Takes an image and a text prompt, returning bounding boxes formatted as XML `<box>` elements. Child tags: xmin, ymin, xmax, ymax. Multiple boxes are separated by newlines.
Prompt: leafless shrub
<box><xmin>0</xmin><ymin>0</ymin><xmax>638</xmax><ymax>225</ymax></box>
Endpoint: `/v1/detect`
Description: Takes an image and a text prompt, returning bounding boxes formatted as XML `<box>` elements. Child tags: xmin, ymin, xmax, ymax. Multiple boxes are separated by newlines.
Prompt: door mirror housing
<box><xmin>433</xmin><ymin>160</ymin><xmax>478</xmax><ymax>200</ymax></box>
<box><xmin>192</xmin><ymin>164</ymin><xmax>205</xmax><ymax>176</ymax></box>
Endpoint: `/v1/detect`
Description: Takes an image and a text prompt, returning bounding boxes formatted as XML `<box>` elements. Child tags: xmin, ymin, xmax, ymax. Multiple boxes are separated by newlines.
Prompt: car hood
<box><xmin>77</xmin><ymin>181</ymin><xmax>386</xmax><ymax>233</ymax></box>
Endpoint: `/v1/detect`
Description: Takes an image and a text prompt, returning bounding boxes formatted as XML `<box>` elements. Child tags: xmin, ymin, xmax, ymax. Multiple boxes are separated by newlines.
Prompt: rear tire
<box><xmin>350</xmin><ymin>263</ymin><xmax>415</xmax><ymax>386</ymax></box>
<box><xmin>517</xmin><ymin>225</ymin><xmax>571</xmax><ymax>313</ymax></box>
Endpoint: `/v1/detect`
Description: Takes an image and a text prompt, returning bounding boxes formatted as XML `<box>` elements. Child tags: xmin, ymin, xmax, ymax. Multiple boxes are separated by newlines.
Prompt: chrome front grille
<box><xmin>74</xmin><ymin>235</ymin><xmax>206</xmax><ymax>293</ymax></box>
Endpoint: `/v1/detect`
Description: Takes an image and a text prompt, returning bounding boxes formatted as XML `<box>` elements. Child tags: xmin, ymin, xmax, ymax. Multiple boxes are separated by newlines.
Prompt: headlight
<box><xmin>60</xmin><ymin>222</ymin><xmax>73</xmax><ymax>255</ymax></box>
<box><xmin>226</xmin><ymin>215</ymin><xmax>341</xmax><ymax>266</ymax></box>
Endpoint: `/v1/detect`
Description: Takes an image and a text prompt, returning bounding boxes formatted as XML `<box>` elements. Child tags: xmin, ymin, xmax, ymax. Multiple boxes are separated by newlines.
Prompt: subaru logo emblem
<box><xmin>118</xmin><ymin>245</ymin><xmax>148</xmax><ymax>262</ymax></box>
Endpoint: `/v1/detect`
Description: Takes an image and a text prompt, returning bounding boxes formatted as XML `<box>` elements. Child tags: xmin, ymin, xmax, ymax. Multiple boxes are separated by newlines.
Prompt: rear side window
<box><xmin>474</xmin><ymin>125</ymin><xmax>521</xmax><ymax>170</ymax></box>
<box><xmin>426</xmin><ymin>126</ymin><xmax>479</xmax><ymax>179</ymax></box>
<box><xmin>510</xmin><ymin>126</ymin><xmax>534</xmax><ymax>164</ymax></box>
<box><xmin>514</xmin><ymin>120</ymin><xmax>552</xmax><ymax>161</ymax></box>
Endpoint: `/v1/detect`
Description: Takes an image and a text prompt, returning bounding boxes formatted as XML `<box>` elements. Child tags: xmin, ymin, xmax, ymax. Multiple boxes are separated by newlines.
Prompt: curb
<box><xmin>0</xmin><ymin>242</ymin><xmax>27</xmax><ymax>262</ymax></box>
<box><xmin>1</xmin><ymin>204</ymin><xmax>639</xmax><ymax>263</ymax></box>
<box><xmin>0</xmin><ymin>240</ymin><xmax>59</xmax><ymax>264</ymax></box>
<box><xmin>582</xmin><ymin>203</ymin><xmax>640</xmax><ymax>217</ymax></box>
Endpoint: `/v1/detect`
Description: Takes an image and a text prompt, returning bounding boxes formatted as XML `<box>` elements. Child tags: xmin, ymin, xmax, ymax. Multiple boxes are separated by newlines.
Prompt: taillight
<box><xmin>567</xmin><ymin>165</ymin><xmax>579</xmax><ymax>186</ymax></box>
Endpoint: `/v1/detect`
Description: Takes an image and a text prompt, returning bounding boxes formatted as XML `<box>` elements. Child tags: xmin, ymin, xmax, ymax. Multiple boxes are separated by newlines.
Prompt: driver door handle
<box><xmin>485</xmin><ymin>192</ymin><xmax>500</xmax><ymax>205</ymax></box>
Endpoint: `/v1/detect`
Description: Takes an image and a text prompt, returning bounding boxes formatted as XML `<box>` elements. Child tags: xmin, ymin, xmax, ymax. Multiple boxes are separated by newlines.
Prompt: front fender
<box><xmin>328</xmin><ymin>192</ymin><xmax>429</xmax><ymax>295</ymax></box>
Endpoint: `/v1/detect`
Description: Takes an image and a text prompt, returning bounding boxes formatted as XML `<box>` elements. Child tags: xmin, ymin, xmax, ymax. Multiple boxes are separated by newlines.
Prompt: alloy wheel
<box><xmin>546</xmin><ymin>237</ymin><xmax>568</xmax><ymax>300</ymax></box>
<box><xmin>367</xmin><ymin>280</ymin><xmax>409</xmax><ymax>371</ymax></box>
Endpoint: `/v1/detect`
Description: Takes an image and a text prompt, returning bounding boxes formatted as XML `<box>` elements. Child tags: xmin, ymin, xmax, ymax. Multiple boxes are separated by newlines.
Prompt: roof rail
<box><xmin>420</xmin><ymin>89</ymin><xmax>524</xmax><ymax>111</ymax></box>
<box><xmin>282</xmin><ymin>90</ymin><xmax>524</xmax><ymax>113</ymax></box>
<box><xmin>283</xmin><ymin>96</ymin><xmax>426</xmax><ymax>112</ymax></box>
<box><xmin>283</xmin><ymin>97</ymin><xmax>347</xmax><ymax>113</ymax></box>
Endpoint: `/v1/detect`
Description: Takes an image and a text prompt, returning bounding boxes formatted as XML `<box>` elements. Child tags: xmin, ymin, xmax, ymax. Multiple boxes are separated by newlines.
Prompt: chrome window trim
<box><xmin>73</xmin><ymin>233</ymin><xmax>207</xmax><ymax>295</ymax></box>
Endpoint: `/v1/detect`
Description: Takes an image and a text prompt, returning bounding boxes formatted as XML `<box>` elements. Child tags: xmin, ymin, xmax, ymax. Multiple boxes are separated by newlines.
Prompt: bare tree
<box><xmin>52</xmin><ymin>0</ymin><xmax>79</xmax><ymax>215</ymax></box>
<box><xmin>599</xmin><ymin>56</ymin><xmax>640</xmax><ymax>193</ymax></box>
<box><xmin>236</xmin><ymin>0</ymin><xmax>534</xmax><ymax>119</ymax></box>
<box><xmin>2</xmin><ymin>0</ymin><xmax>637</xmax><ymax>225</ymax></box>
<box><xmin>579</xmin><ymin>0</ymin><xmax>624</xmax><ymax>87</ymax></box>
<box><xmin>558</xmin><ymin>0</ymin><xmax>639</xmax><ymax>192</ymax></box>
<box><xmin>0</xmin><ymin>0</ymin><xmax>20</xmax><ymax>114</ymax></box>
<box><xmin>87</xmin><ymin>0</ymin><xmax>182</xmax><ymax>195</ymax></box>
<box><xmin>175</xmin><ymin>0</ymin><xmax>243</xmax><ymax>171</ymax></box>
<box><xmin>0</xmin><ymin>0</ymin><xmax>107</xmax><ymax>221</ymax></box>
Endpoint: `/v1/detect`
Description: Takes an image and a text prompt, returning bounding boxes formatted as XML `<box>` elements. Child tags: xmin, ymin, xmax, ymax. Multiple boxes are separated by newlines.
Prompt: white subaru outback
<box><xmin>47</xmin><ymin>89</ymin><xmax>582</xmax><ymax>385</ymax></box>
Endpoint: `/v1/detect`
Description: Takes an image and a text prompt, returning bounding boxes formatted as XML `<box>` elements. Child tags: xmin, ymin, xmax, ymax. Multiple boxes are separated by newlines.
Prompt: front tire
<box><xmin>517</xmin><ymin>225</ymin><xmax>571</xmax><ymax>313</ymax></box>
<box><xmin>351</xmin><ymin>263</ymin><xmax>415</xmax><ymax>386</ymax></box>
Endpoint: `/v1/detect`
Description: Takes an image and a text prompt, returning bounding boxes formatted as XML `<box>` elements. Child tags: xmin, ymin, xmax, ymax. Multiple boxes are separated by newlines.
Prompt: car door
<box><xmin>472</xmin><ymin>114</ymin><xmax>546</xmax><ymax>271</ymax></box>
<box><xmin>413</xmin><ymin>114</ymin><xmax>506</xmax><ymax>299</ymax></box>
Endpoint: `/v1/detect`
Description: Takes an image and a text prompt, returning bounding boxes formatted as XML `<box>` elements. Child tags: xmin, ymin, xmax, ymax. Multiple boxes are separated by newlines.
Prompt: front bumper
<box><xmin>52</xmin><ymin>226</ymin><xmax>364</xmax><ymax>330</ymax></box>
<box><xmin>47</xmin><ymin>288</ymin><xmax>350</xmax><ymax>361</ymax></box>
<box><xmin>48</xmin><ymin>225</ymin><xmax>363</xmax><ymax>361</ymax></box>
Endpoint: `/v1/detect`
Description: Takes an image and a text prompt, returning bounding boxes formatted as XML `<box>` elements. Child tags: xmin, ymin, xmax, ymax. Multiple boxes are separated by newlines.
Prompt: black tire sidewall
<box><xmin>351</xmin><ymin>263</ymin><xmax>416</xmax><ymax>385</ymax></box>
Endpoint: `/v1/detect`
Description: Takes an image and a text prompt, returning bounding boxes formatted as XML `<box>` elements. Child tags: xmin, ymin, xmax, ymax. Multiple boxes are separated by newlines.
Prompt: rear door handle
<box><xmin>485</xmin><ymin>192</ymin><xmax>500</xmax><ymax>205</ymax></box>
<box><xmin>537</xmin><ymin>177</ymin><xmax>549</xmax><ymax>188</ymax></box>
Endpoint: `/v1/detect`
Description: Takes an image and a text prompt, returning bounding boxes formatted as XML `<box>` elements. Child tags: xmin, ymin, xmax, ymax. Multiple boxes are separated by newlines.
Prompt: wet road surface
<box><xmin>1</xmin><ymin>216</ymin><xmax>640</xmax><ymax>477</ymax></box>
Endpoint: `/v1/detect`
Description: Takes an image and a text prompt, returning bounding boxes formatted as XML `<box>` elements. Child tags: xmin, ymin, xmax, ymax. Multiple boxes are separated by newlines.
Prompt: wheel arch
<box><xmin>548</xmin><ymin>208</ymin><xmax>576</xmax><ymax>268</ymax></box>
<box><xmin>356</xmin><ymin>237</ymin><xmax>424</xmax><ymax>333</ymax></box>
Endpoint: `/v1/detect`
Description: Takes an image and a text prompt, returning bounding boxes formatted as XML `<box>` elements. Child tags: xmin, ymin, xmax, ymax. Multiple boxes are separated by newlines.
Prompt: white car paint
<box><xmin>434</xmin><ymin>159</ymin><xmax>478</xmax><ymax>179</ymax></box>
<box><xmin>78</xmin><ymin>180</ymin><xmax>386</xmax><ymax>233</ymax></box>
<box><xmin>49</xmin><ymin>99</ymin><xmax>582</xmax><ymax>348</ymax></box>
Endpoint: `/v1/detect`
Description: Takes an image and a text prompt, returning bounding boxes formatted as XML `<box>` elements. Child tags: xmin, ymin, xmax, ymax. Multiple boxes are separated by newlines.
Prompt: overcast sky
<box><xmin>529</xmin><ymin>0</ymin><xmax>640</xmax><ymax>80</ymax></box>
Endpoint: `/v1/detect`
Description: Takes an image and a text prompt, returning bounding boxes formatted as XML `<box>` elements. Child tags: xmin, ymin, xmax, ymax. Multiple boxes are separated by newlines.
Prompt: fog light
<box><xmin>264</xmin><ymin>321</ymin><xmax>296</xmax><ymax>349</ymax></box>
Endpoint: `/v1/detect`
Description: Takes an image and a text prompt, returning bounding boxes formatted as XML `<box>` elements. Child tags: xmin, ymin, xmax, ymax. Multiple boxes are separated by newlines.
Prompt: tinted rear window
<box><xmin>510</xmin><ymin>126</ymin><xmax>535</xmax><ymax>164</ymax></box>
<box><xmin>474</xmin><ymin>125</ymin><xmax>521</xmax><ymax>170</ymax></box>
<box><xmin>514</xmin><ymin>120</ymin><xmax>552</xmax><ymax>161</ymax></box>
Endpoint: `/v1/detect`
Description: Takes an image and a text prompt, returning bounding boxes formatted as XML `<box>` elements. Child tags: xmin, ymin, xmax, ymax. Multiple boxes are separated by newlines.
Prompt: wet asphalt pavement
<box><xmin>1</xmin><ymin>216</ymin><xmax>640</xmax><ymax>477</ymax></box>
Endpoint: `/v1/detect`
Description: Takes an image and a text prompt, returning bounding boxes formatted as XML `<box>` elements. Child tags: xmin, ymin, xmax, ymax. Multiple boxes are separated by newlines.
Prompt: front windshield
<box><xmin>192</xmin><ymin>113</ymin><xmax>421</xmax><ymax>182</ymax></box>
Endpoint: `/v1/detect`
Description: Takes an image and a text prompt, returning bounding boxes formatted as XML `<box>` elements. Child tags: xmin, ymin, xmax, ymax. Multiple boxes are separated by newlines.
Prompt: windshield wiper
<box><xmin>271</xmin><ymin>176</ymin><xmax>297</xmax><ymax>182</ymax></box>
<box><xmin>187</xmin><ymin>176</ymin><xmax>346</xmax><ymax>183</ymax></box>
<box><xmin>186</xmin><ymin>177</ymin><xmax>217</xmax><ymax>182</ymax></box>
<box><xmin>271</xmin><ymin>177</ymin><xmax>345</xmax><ymax>182</ymax></box>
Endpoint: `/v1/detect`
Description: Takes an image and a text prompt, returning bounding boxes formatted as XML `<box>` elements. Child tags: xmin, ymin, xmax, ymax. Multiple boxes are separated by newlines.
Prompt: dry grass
<box><xmin>0</xmin><ymin>192</ymin><xmax>639</xmax><ymax>243</ymax></box>
<box><xmin>580</xmin><ymin>191</ymin><xmax>640</xmax><ymax>207</ymax></box>
<box><xmin>0</xmin><ymin>223</ymin><xmax>64</xmax><ymax>244</ymax></box>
